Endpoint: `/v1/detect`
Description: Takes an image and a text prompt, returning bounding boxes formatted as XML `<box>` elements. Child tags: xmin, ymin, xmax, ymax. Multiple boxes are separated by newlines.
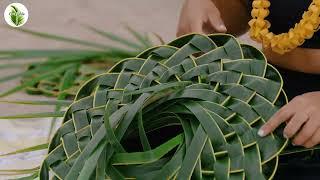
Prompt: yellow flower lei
<box><xmin>249</xmin><ymin>0</ymin><xmax>320</xmax><ymax>54</ymax></box>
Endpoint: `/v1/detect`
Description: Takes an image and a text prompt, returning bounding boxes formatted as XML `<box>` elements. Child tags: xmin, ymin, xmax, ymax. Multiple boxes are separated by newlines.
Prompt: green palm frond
<box><xmin>0</xmin><ymin>27</ymin><xmax>159</xmax><ymax>98</ymax></box>
<box><xmin>31</xmin><ymin>33</ymin><xmax>290</xmax><ymax>179</ymax></box>
<box><xmin>9</xmin><ymin>5</ymin><xmax>25</xmax><ymax>26</ymax></box>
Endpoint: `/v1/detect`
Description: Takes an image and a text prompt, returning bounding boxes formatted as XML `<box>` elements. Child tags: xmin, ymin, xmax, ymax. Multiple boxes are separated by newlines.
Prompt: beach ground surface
<box><xmin>0</xmin><ymin>0</ymin><xmax>256</xmax><ymax>178</ymax></box>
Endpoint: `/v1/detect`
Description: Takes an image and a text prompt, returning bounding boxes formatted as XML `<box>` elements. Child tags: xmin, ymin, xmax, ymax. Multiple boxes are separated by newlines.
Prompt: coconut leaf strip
<box><xmin>0</xmin><ymin>143</ymin><xmax>48</xmax><ymax>157</ymax></box>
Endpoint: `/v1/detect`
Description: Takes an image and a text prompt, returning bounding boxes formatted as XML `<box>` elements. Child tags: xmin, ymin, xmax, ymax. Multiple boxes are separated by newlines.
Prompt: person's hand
<box><xmin>258</xmin><ymin>92</ymin><xmax>320</xmax><ymax>148</ymax></box>
<box><xmin>176</xmin><ymin>0</ymin><xmax>227</xmax><ymax>37</ymax></box>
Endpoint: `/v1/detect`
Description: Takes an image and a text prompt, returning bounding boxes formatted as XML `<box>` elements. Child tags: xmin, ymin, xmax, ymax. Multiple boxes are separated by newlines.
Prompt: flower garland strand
<box><xmin>249</xmin><ymin>0</ymin><xmax>320</xmax><ymax>54</ymax></box>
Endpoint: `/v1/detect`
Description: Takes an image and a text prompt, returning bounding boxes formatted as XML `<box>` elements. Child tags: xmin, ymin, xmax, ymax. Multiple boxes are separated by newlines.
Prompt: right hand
<box><xmin>176</xmin><ymin>0</ymin><xmax>227</xmax><ymax>37</ymax></box>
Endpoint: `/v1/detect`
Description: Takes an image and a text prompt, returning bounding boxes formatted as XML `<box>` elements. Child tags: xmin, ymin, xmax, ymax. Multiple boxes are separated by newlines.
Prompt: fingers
<box><xmin>256</xmin><ymin>93</ymin><xmax>320</xmax><ymax>148</ymax></box>
<box><xmin>258</xmin><ymin>104</ymin><xmax>295</xmax><ymax>137</ymax></box>
<box><xmin>207</xmin><ymin>11</ymin><xmax>227</xmax><ymax>33</ymax></box>
<box><xmin>189</xmin><ymin>20</ymin><xmax>204</xmax><ymax>34</ymax></box>
<box><xmin>176</xmin><ymin>0</ymin><xmax>226</xmax><ymax>37</ymax></box>
<box><xmin>176</xmin><ymin>15</ymin><xmax>204</xmax><ymax>37</ymax></box>
<box><xmin>176</xmin><ymin>22</ymin><xmax>191</xmax><ymax>37</ymax></box>
<box><xmin>303</xmin><ymin>129</ymin><xmax>320</xmax><ymax>148</ymax></box>
<box><xmin>177</xmin><ymin>21</ymin><xmax>203</xmax><ymax>37</ymax></box>
<box><xmin>292</xmin><ymin>117</ymin><xmax>318</xmax><ymax>146</ymax></box>
<box><xmin>283</xmin><ymin>113</ymin><xmax>309</xmax><ymax>138</ymax></box>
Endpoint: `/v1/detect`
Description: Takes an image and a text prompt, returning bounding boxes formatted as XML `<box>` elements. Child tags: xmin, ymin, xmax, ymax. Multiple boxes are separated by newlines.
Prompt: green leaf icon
<box><xmin>9</xmin><ymin>5</ymin><xmax>25</xmax><ymax>26</ymax></box>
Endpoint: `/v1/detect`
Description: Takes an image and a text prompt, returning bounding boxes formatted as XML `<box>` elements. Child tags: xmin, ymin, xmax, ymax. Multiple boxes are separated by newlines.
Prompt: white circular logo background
<box><xmin>4</xmin><ymin>3</ymin><xmax>28</xmax><ymax>27</ymax></box>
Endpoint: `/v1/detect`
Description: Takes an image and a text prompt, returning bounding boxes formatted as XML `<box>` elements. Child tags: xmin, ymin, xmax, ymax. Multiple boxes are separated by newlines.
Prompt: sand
<box><xmin>0</xmin><ymin>0</ymin><xmax>256</xmax><ymax>178</ymax></box>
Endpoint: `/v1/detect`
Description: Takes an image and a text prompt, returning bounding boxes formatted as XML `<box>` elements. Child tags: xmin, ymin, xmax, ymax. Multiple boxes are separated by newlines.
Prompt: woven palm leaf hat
<box><xmin>39</xmin><ymin>33</ymin><xmax>288</xmax><ymax>180</ymax></box>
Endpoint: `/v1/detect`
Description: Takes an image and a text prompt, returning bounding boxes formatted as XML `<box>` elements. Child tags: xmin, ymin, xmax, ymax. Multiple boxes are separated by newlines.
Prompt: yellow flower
<box><xmin>249</xmin><ymin>0</ymin><xmax>320</xmax><ymax>54</ymax></box>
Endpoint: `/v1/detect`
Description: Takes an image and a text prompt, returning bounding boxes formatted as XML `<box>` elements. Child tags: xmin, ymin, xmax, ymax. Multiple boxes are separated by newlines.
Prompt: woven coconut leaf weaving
<box><xmin>21</xmin><ymin>63</ymin><xmax>111</xmax><ymax>97</ymax></box>
<box><xmin>40</xmin><ymin>33</ymin><xmax>288</xmax><ymax>180</ymax></box>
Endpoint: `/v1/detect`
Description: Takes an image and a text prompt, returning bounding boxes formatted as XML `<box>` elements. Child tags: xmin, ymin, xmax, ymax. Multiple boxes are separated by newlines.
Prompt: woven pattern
<box><xmin>22</xmin><ymin>63</ymin><xmax>111</xmax><ymax>97</ymax></box>
<box><xmin>40</xmin><ymin>34</ymin><xmax>288</xmax><ymax>180</ymax></box>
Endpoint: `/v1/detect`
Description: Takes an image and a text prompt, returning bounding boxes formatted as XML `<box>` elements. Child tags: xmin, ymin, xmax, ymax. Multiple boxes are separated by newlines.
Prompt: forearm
<box><xmin>212</xmin><ymin>0</ymin><xmax>250</xmax><ymax>36</ymax></box>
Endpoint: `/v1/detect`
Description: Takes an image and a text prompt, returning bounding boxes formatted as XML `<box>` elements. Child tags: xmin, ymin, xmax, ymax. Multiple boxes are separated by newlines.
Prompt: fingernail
<box><xmin>219</xmin><ymin>25</ymin><xmax>227</xmax><ymax>32</ymax></box>
<box><xmin>283</xmin><ymin>133</ymin><xmax>288</xmax><ymax>139</ymax></box>
<box><xmin>258</xmin><ymin>129</ymin><xmax>265</xmax><ymax>137</ymax></box>
<box><xmin>292</xmin><ymin>142</ymin><xmax>297</xmax><ymax>146</ymax></box>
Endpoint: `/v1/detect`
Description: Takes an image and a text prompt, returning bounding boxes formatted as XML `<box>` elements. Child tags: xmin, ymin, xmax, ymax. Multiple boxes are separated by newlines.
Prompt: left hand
<box><xmin>258</xmin><ymin>91</ymin><xmax>320</xmax><ymax>148</ymax></box>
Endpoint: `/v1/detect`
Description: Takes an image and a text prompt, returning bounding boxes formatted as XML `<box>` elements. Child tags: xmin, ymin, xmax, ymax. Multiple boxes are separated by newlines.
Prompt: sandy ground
<box><xmin>0</xmin><ymin>0</ymin><xmax>256</xmax><ymax>178</ymax></box>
